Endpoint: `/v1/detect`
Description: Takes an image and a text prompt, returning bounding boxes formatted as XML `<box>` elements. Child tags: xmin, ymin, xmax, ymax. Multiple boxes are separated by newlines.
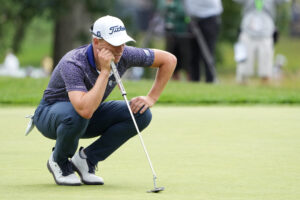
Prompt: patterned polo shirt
<box><xmin>43</xmin><ymin>44</ymin><xmax>154</xmax><ymax>103</ymax></box>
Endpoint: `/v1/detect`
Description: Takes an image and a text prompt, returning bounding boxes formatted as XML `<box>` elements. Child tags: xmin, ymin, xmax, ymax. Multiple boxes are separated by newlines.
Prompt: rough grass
<box><xmin>0</xmin><ymin>106</ymin><xmax>299</xmax><ymax>200</ymax></box>
<box><xmin>1</xmin><ymin>75</ymin><xmax>300</xmax><ymax>106</ymax></box>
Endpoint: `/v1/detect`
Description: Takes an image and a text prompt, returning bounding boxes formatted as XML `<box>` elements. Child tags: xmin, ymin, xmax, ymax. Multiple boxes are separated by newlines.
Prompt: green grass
<box><xmin>1</xmin><ymin>106</ymin><xmax>299</xmax><ymax>200</ymax></box>
<box><xmin>0</xmin><ymin>77</ymin><xmax>48</xmax><ymax>105</ymax></box>
<box><xmin>1</xmin><ymin>76</ymin><xmax>300</xmax><ymax>106</ymax></box>
<box><xmin>275</xmin><ymin>36</ymin><xmax>300</xmax><ymax>71</ymax></box>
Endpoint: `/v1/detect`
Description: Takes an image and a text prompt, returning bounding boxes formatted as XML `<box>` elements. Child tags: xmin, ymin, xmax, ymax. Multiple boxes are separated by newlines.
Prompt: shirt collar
<box><xmin>87</xmin><ymin>44</ymin><xmax>97</xmax><ymax>70</ymax></box>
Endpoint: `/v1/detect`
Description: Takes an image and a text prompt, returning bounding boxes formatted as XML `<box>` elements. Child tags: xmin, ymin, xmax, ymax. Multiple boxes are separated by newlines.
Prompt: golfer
<box><xmin>32</xmin><ymin>15</ymin><xmax>176</xmax><ymax>186</ymax></box>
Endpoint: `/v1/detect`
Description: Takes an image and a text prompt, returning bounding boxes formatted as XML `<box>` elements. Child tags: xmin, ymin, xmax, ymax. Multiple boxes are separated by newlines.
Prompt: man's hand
<box><xmin>129</xmin><ymin>49</ymin><xmax>176</xmax><ymax>115</ymax></box>
<box><xmin>96</xmin><ymin>48</ymin><xmax>115</xmax><ymax>73</ymax></box>
<box><xmin>130</xmin><ymin>96</ymin><xmax>156</xmax><ymax>114</ymax></box>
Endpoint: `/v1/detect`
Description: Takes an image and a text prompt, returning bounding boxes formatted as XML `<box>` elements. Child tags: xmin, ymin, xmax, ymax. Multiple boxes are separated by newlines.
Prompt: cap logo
<box><xmin>109</xmin><ymin>26</ymin><xmax>126</xmax><ymax>35</ymax></box>
<box><xmin>97</xmin><ymin>31</ymin><xmax>101</xmax><ymax>37</ymax></box>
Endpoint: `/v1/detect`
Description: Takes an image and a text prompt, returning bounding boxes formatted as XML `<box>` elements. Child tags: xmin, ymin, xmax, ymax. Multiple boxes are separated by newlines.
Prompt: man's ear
<box><xmin>93</xmin><ymin>38</ymin><xmax>99</xmax><ymax>46</ymax></box>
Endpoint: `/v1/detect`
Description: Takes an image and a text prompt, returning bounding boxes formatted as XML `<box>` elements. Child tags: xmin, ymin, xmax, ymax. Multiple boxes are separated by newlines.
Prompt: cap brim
<box><xmin>105</xmin><ymin>35</ymin><xmax>135</xmax><ymax>46</ymax></box>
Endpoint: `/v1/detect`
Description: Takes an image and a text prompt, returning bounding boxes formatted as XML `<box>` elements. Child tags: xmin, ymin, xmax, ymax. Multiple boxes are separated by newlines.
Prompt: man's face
<box><xmin>95</xmin><ymin>39</ymin><xmax>125</xmax><ymax>63</ymax></box>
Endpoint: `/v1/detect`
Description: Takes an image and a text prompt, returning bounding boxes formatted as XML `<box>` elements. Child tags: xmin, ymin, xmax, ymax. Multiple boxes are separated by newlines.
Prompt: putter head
<box><xmin>147</xmin><ymin>187</ymin><xmax>164</xmax><ymax>193</ymax></box>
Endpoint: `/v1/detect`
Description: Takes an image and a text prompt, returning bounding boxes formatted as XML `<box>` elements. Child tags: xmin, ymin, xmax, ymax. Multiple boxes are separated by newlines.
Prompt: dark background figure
<box><xmin>159</xmin><ymin>0</ymin><xmax>190</xmax><ymax>80</ymax></box>
<box><xmin>184</xmin><ymin>0</ymin><xmax>223</xmax><ymax>83</ymax></box>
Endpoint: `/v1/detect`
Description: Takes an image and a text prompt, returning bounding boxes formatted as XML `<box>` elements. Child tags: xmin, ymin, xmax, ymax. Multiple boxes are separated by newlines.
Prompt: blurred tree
<box><xmin>48</xmin><ymin>0</ymin><xmax>91</xmax><ymax>66</ymax></box>
<box><xmin>0</xmin><ymin>0</ymin><xmax>46</xmax><ymax>54</ymax></box>
<box><xmin>276</xmin><ymin>1</ymin><xmax>292</xmax><ymax>35</ymax></box>
<box><xmin>290</xmin><ymin>0</ymin><xmax>300</xmax><ymax>36</ymax></box>
<box><xmin>0</xmin><ymin>0</ymin><xmax>115</xmax><ymax>67</ymax></box>
<box><xmin>219</xmin><ymin>1</ymin><xmax>241</xmax><ymax>43</ymax></box>
<box><xmin>49</xmin><ymin>0</ymin><xmax>116</xmax><ymax>66</ymax></box>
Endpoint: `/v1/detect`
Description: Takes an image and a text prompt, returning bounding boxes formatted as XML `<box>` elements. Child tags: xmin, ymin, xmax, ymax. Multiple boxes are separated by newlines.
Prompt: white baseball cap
<box><xmin>90</xmin><ymin>15</ymin><xmax>135</xmax><ymax>46</ymax></box>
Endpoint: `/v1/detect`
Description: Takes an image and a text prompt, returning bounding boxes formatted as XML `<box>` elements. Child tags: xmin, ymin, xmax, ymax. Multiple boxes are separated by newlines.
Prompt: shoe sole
<box><xmin>71</xmin><ymin>161</ymin><xmax>104</xmax><ymax>185</ymax></box>
<box><xmin>47</xmin><ymin>161</ymin><xmax>81</xmax><ymax>186</ymax></box>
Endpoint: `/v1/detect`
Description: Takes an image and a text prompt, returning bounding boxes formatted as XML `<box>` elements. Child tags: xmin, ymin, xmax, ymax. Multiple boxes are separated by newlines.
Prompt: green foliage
<box><xmin>16</xmin><ymin>17</ymin><xmax>53</xmax><ymax>66</ymax></box>
<box><xmin>0</xmin><ymin>0</ymin><xmax>297</xmax><ymax>73</ymax></box>
<box><xmin>220</xmin><ymin>1</ymin><xmax>241</xmax><ymax>43</ymax></box>
<box><xmin>275</xmin><ymin>36</ymin><xmax>300</xmax><ymax>71</ymax></box>
<box><xmin>276</xmin><ymin>2</ymin><xmax>292</xmax><ymax>34</ymax></box>
<box><xmin>0</xmin><ymin>0</ymin><xmax>50</xmax><ymax>54</ymax></box>
<box><xmin>86</xmin><ymin>0</ymin><xmax>116</xmax><ymax>14</ymax></box>
<box><xmin>0</xmin><ymin>0</ymin><xmax>115</xmax><ymax>61</ymax></box>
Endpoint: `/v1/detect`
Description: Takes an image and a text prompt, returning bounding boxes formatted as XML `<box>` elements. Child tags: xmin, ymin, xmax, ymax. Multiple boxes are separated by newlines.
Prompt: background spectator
<box><xmin>159</xmin><ymin>0</ymin><xmax>190</xmax><ymax>80</ymax></box>
<box><xmin>184</xmin><ymin>0</ymin><xmax>223</xmax><ymax>83</ymax></box>
<box><xmin>234</xmin><ymin>0</ymin><xmax>290</xmax><ymax>84</ymax></box>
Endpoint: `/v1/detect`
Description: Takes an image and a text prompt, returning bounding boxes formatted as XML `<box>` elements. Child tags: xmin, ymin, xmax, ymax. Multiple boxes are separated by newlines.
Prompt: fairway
<box><xmin>0</xmin><ymin>106</ymin><xmax>299</xmax><ymax>200</ymax></box>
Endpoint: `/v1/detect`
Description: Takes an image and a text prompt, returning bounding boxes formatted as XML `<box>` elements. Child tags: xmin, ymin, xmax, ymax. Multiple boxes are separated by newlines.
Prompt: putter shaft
<box><xmin>111</xmin><ymin>62</ymin><xmax>159</xmax><ymax>188</ymax></box>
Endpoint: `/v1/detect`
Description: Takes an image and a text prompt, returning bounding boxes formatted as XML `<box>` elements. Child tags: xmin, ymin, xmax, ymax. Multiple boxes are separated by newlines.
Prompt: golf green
<box><xmin>0</xmin><ymin>106</ymin><xmax>299</xmax><ymax>200</ymax></box>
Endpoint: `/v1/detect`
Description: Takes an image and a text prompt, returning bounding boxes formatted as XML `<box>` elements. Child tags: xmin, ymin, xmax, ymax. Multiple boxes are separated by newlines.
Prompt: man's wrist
<box><xmin>100</xmin><ymin>70</ymin><xmax>111</xmax><ymax>77</ymax></box>
<box><xmin>147</xmin><ymin>95</ymin><xmax>158</xmax><ymax>103</ymax></box>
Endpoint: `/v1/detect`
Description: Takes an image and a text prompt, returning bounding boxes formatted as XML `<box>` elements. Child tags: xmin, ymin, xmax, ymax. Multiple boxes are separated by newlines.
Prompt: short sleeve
<box><xmin>122</xmin><ymin>46</ymin><xmax>155</xmax><ymax>67</ymax></box>
<box><xmin>60</xmin><ymin>62</ymin><xmax>88</xmax><ymax>92</ymax></box>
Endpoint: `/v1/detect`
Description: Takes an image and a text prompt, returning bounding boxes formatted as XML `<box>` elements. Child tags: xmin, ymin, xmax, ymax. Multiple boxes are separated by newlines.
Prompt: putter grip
<box><xmin>111</xmin><ymin>61</ymin><xmax>126</xmax><ymax>95</ymax></box>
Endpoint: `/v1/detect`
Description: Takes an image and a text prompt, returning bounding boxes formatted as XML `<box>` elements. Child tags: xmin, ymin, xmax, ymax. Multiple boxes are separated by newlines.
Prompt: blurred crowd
<box><xmin>1</xmin><ymin>0</ymin><xmax>296</xmax><ymax>84</ymax></box>
<box><xmin>234</xmin><ymin>0</ymin><xmax>290</xmax><ymax>84</ymax></box>
<box><xmin>158</xmin><ymin>0</ymin><xmax>291</xmax><ymax>84</ymax></box>
<box><xmin>122</xmin><ymin>0</ymin><xmax>291</xmax><ymax>84</ymax></box>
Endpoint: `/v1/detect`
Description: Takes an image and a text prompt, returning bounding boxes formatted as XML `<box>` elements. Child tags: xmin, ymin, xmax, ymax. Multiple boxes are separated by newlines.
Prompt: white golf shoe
<box><xmin>47</xmin><ymin>152</ymin><xmax>81</xmax><ymax>186</ymax></box>
<box><xmin>71</xmin><ymin>147</ymin><xmax>104</xmax><ymax>185</ymax></box>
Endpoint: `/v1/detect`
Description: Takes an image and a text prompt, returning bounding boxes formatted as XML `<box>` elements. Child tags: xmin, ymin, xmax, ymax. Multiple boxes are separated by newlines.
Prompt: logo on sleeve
<box><xmin>143</xmin><ymin>49</ymin><xmax>150</xmax><ymax>57</ymax></box>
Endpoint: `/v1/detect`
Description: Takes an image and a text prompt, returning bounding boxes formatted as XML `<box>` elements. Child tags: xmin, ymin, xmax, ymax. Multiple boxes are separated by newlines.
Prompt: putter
<box><xmin>111</xmin><ymin>61</ymin><xmax>164</xmax><ymax>193</ymax></box>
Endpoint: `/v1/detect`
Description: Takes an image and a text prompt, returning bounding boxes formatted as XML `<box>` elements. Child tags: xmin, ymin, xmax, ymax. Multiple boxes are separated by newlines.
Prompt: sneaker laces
<box><xmin>59</xmin><ymin>160</ymin><xmax>74</xmax><ymax>176</ymax></box>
